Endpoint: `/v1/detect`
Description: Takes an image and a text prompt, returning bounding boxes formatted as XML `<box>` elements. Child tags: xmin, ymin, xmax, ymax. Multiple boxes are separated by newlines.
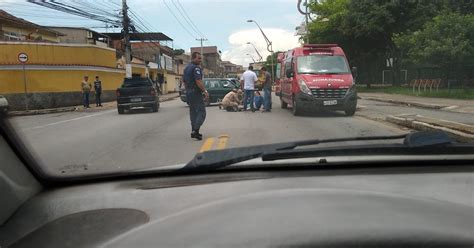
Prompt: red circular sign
<box><xmin>18</xmin><ymin>53</ymin><xmax>29</xmax><ymax>63</ymax></box>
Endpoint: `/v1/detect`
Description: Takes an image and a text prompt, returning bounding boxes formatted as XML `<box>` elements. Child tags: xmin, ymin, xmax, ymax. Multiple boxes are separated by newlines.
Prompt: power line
<box><xmin>26</xmin><ymin>0</ymin><xmax>121</xmax><ymax>25</ymax></box>
<box><xmin>127</xmin><ymin>12</ymin><xmax>170</xmax><ymax>51</ymax></box>
<box><xmin>162</xmin><ymin>0</ymin><xmax>197</xmax><ymax>39</ymax></box>
<box><xmin>69</xmin><ymin>0</ymin><xmax>121</xmax><ymax>18</ymax></box>
<box><xmin>128</xmin><ymin>8</ymin><xmax>158</xmax><ymax>32</ymax></box>
<box><xmin>170</xmin><ymin>0</ymin><xmax>205</xmax><ymax>39</ymax></box>
<box><xmin>175</xmin><ymin>0</ymin><xmax>208</xmax><ymax>40</ymax></box>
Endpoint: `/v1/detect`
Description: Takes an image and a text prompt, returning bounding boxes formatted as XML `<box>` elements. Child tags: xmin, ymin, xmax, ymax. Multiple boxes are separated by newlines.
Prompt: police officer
<box><xmin>183</xmin><ymin>52</ymin><xmax>209</xmax><ymax>140</ymax></box>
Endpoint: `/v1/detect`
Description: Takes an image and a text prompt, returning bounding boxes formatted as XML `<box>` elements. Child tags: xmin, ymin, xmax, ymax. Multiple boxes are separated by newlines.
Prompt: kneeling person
<box><xmin>221</xmin><ymin>88</ymin><xmax>242</xmax><ymax>112</ymax></box>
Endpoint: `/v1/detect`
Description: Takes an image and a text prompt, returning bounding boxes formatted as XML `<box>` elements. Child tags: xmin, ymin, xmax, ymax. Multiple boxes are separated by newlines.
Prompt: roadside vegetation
<box><xmin>298</xmin><ymin>0</ymin><xmax>473</xmax><ymax>90</ymax></box>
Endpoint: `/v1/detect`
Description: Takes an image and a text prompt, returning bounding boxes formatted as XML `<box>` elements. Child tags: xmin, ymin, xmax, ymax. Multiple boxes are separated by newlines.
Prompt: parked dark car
<box><xmin>180</xmin><ymin>78</ymin><xmax>239</xmax><ymax>105</ymax></box>
<box><xmin>116</xmin><ymin>78</ymin><xmax>160</xmax><ymax>114</ymax></box>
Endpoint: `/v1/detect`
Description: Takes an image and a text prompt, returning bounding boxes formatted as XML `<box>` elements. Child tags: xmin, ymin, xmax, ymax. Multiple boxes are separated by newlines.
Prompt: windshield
<box><xmin>297</xmin><ymin>55</ymin><xmax>350</xmax><ymax>74</ymax></box>
<box><xmin>1</xmin><ymin>0</ymin><xmax>473</xmax><ymax>179</ymax></box>
<box><xmin>122</xmin><ymin>79</ymin><xmax>152</xmax><ymax>87</ymax></box>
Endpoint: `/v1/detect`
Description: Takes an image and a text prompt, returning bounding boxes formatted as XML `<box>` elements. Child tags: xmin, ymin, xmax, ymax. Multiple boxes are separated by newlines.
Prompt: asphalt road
<box><xmin>9</xmin><ymin>95</ymin><xmax>425</xmax><ymax>177</ymax></box>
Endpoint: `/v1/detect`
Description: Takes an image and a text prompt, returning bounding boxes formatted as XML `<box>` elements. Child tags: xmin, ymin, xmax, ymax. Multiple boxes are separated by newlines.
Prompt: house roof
<box><xmin>131</xmin><ymin>42</ymin><xmax>173</xmax><ymax>55</ymax></box>
<box><xmin>0</xmin><ymin>9</ymin><xmax>63</xmax><ymax>36</ymax></box>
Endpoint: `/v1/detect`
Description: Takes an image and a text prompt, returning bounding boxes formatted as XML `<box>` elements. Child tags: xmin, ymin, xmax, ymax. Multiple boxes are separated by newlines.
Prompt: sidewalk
<box><xmin>8</xmin><ymin>92</ymin><xmax>180</xmax><ymax>116</ymax></box>
<box><xmin>358</xmin><ymin>92</ymin><xmax>474</xmax><ymax>142</ymax></box>
<box><xmin>359</xmin><ymin>92</ymin><xmax>474</xmax><ymax>114</ymax></box>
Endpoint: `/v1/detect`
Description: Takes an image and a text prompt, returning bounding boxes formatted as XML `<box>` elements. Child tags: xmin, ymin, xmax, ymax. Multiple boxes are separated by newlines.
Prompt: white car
<box><xmin>0</xmin><ymin>95</ymin><xmax>8</xmax><ymax>114</ymax></box>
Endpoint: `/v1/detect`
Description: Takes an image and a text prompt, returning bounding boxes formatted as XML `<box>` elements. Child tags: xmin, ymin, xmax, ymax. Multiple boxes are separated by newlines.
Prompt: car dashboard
<box><xmin>1</xmin><ymin>164</ymin><xmax>473</xmax><ymax>248</ymax></box>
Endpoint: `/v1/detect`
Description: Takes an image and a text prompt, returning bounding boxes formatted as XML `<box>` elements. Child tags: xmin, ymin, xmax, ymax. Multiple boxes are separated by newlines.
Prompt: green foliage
<box><xmin>305</xmin><ymin>0</ymin><xmax>473</xmax><ymax>86</ymax></box>
<box><xmin>264</xmin><ymin>52</ymin><xmax>280</xmax><ymax>78</ymax></box>
<box><xmin>394</xmin><ymin>12</ymin><xmax>474</xmax><ymax>68</ymax></box>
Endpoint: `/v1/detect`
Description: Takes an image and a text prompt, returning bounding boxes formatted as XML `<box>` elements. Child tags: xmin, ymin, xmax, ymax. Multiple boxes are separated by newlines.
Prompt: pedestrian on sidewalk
<box><xmin>94</xmin><ymin>76</ymin><xmax>103</xmax><ymax>107</ymax></box>
<box><xmin>220</xmin><ymin>88</ymin><xmax>242</xmax><ymax>112</ymax></box>
<box><xmin>260</xmin><ymin>67</ymin><xmax>272</xmax><ymax>112</ymax></box>
<box><xmin>81</xmin><ymin>76</ymin><xmax>91</xmax><ymax>108</ymax></box>
<box><xmin>240</xmin><ymin>65</ymin><xmax>258</xmax><ymax>112</ymax></box>
<box><xmin>183</xmin><ymin>52</ymin><xmax>209</xmax><ymax>140</ymax></box>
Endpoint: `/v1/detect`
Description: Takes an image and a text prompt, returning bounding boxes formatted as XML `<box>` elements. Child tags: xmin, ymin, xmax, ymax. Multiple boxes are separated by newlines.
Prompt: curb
<box><xmin>361</xmin><ymin>97</ymin><xmax>447</xmax><ymax>110</ymax></box>
<box><xmin>7</xmin><ymin>95</ymin><xmax>180</xmax><ymax>117</ymax></box>
<box><xmin>160</xmin><ymin>95</ymin><xmax>180</xmax><ymax>103</ymax></box>
<box><xmin>386</xmin><ymin>115</ymin><xmax>474</xmax><ymax>142</ymax></box>
<box><xmin>8</xmin><ymin>107</ymin><xmax>77</xmax><ymax>117</ymax></box>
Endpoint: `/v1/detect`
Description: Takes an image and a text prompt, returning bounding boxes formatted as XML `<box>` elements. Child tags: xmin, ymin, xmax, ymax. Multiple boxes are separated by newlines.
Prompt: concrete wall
<box><xmin>165</xmin><ymin>73</ymin><xmax>179</xmax><ymax>93</ymax></box>
<box><xmin>52</xmin><ymin>28</ymin><xmax>88</xmax><ymax>44</ymax></box>
<box><xmin>1</xmin><ymin>68</ymin><xmax>124</xmax><ymax>110</ymax></box>
<box><xmin>0</xmin><ymin>69</ymin><xmax>124</xmax><ymax>94</ymax></box>
<box><xmin>0</xmin><ymin>42</ymin><xmax>125</xmax><ymax>110</ymax></box>
<box><xmin>0</xmin><ymin>41</ymin><xmax>116</xmax><ymax>67</ymax></box>
<box><xmin>6</xmin><ymin>90</ymin><xmax>117</xmax><ymax>110</ymax></box>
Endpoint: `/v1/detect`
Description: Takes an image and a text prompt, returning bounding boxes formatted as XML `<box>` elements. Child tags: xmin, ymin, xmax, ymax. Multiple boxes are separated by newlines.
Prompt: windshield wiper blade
<box><xmin>182</xmin><ymin>133</ymin><xmax>408</xmax><ymax>171</ymax></box>
<box><xmin>262</xmin><ymin>143</ymin><xmax>473</xmax><ymax>161</ymax></box>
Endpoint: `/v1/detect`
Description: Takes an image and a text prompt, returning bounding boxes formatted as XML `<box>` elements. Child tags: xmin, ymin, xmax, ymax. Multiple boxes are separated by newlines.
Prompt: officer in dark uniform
<box><xmin>183</xmin><ymin>52</ymin><xmax>209</xmax><ymax>140</ymax></box>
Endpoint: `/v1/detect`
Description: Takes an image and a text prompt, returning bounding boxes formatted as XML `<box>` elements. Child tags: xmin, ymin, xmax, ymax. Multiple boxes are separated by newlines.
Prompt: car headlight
<box><xmin>298</xmin><ymin>79</ymin><xmax>312</xmax><ymax>95</ymax></box>
<box><xmin>348</xmin><ymin>84</ymin><xmax>356</xmax><ymax>93</ymax></box>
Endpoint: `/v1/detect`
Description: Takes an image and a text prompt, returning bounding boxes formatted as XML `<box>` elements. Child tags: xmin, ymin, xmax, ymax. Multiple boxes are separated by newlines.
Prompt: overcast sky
<box><xmin>0</xmin><ymin>0</ymin><xmax>303</xmax><ymax>66</ymax></box>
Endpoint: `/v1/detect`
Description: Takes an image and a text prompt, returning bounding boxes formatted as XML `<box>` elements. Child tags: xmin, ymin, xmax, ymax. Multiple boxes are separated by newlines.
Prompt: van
<box><xmin>277</xmin><ymin>44</ymin><xmax>357</xmax><ymax>116</ymax></box>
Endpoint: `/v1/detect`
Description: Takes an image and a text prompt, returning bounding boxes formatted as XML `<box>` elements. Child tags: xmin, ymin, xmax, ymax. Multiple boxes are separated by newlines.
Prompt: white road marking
<box><xmin>31</xmin><ymin>109</ymin><xmax>116</xmax><ymax>130</ymax></box>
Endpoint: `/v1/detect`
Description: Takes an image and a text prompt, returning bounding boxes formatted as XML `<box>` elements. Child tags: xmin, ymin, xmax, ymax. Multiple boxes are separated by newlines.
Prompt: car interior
<box><xmin>1</xmin><ymin>117</ymin><xmax>473</xmax><ymax>248</ymax></box>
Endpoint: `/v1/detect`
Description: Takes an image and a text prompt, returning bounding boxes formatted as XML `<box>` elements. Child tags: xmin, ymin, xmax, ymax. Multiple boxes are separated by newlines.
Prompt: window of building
<box><xmin>3</xmin><ymin>31</ymin><xmax>22</xmax><ymax>41</ymax></box>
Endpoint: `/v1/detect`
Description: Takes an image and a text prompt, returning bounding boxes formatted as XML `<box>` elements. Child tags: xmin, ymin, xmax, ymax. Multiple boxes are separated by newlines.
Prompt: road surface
<box><xmin>12</xmin><ymin>95</ymin><xmax>463</xmax><ymax>177</ymax></box>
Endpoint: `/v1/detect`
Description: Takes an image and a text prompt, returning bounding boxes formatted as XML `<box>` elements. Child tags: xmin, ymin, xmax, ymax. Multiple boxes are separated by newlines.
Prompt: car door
<box><xmin>220</xmin><ymin>80</ymin><xmax>235</xmax><ymax>99</ymax></box>
<box><xmin>206</xmin><ymin>79</ymin><xmax>220</xmax><ymax>103</ymax></box>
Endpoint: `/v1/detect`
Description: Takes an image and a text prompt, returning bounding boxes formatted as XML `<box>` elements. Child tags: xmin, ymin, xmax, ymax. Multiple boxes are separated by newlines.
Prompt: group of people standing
<box><xmin>81</xmin><ymin>75</ymin><xmax>103</xmax><ymax>108</ymax></box>
<box><xmin>183</xmin><ymin>51</ymin><xmax>274</xmax><ymax>141</ymax></box>
<box><xmin>220</xmin><ymin>65</ymin><xmax>273</xmax><ymax>112</ymax></box>
<box><xmin>240</xmin><ymin>65</ymin><xmax>272</xmax><ymax>112</ymax></box>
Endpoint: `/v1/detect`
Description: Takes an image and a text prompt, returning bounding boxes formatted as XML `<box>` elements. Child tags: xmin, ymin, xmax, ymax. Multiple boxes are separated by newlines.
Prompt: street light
<box><xmin>247</xmin><ymin>19</ymin><xmax>274</xmax><ymax>83</ymax></box>
<box><xmin>246</xmin><ymin>53</ymin><xmax>256</xmax><ymax>63</ymax></box>
<box><xmin>246</xmin><ymin>42</ymin><xmax>263</xmax><ymax>62</ymax></box>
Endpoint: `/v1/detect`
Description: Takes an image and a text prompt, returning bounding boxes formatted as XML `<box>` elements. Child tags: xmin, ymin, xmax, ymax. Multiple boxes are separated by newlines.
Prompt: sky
<box><xmin>0</xmin><ymin>0</ymin><xmax>304</xmax><ymax>66</ymax></box>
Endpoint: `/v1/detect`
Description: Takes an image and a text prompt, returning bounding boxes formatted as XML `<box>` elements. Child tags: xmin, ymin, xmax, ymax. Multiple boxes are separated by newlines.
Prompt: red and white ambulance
<box><xmin>277</xmin><ymin>44</ymin><xmax>357</xmax><ymax>116</ymax></box>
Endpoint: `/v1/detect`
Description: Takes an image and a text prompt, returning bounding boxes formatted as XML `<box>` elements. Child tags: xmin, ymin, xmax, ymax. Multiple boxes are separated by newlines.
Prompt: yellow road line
<box><xmin>216</xmin><ymin>135</ymin><xmax>230</xmax><ymax>150</ymax></box>
<box><xmin>199</xmin><ymin>138</ymin><xmax>215</xmax><ymax>153</ymax></box>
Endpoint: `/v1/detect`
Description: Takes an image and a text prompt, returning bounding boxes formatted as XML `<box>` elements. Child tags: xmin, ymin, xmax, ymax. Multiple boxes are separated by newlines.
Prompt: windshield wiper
<box><xmin>182</xmin><ymin>131</ymin><xmax>470</xmax><ymax>172</ymax></box>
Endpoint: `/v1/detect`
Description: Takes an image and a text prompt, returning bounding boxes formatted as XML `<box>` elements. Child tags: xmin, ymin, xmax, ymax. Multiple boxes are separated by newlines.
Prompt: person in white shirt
<box><xmin>240</xmin><ymin>65</ymin><xmax>258</xmax><ymax>112</ymax></box>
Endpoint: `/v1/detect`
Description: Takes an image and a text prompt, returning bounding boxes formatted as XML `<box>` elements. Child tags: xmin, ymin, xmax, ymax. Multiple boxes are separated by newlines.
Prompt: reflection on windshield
<box><xmin>297</xmin><ymin>55</ymin><xmax>349</xmax><ymax>74</ymax></box>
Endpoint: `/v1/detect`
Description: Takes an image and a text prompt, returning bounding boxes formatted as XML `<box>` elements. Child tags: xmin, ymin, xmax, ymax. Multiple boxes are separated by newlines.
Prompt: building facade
<box><xmin>190</xmin><ymin>46</ymin><xmax>223</xmax><ymax>77</ymax></box>
<box><xmin>0</xmin><ymin>10</ymin><xmax>62</xmax><ymax>43</ymax></box>
<box><xmin>47</xmin><ymin>27</ymin><xmax>110</xmax><ymax>47</ymax></box>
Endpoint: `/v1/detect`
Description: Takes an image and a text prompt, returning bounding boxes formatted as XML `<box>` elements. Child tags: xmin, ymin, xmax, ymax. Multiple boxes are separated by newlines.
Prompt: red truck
<box><xmin>276</xmin><ymin>44</ymin><xmax>357</xmax><ymax>116</ymax></box>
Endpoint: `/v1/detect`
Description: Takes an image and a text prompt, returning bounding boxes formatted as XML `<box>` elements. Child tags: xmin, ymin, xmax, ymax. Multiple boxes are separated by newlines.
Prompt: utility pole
<box><xmin>247</xmin><ymin>42</ymin><xmax>263</xmax><ymax>62</ymax></box>
<box><xmin>305</xmin><ymin>0</ymin><xmax>309</xmax><ymax>44</ymax></box>
<box><xmin>247</xmin><ymin>20</ymin><xmax>274</xmax><ymax>83</ymax></box>
<box><xmin>196</xmin><ymin>38</ymin><xmax>207</xmax><ymax>77</ymax></box>
<box><xmin>122</xmin><ymin>0</ymin><xmax>132</xmax><ymax>78</ymax></box>
<box><xmin>246</xmin><ymin>54</ymin><xmax>256</xmax><ymax>63</ymax></box>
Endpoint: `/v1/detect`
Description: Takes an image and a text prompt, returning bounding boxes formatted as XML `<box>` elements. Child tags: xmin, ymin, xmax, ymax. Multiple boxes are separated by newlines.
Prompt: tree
<box><xmin>306</xmin><ymin>0</ymin><xmax>448</xmax><ymax>85</ymax></box>
<box><xmin>394</xmin><ymin>12</ymin><xmax>474</xmax><ymax>80</ymax></box>
<box><xmin>264</xmin><ymin>52</ymin><xmax>280</xmax><ymax>79</ymax></box>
